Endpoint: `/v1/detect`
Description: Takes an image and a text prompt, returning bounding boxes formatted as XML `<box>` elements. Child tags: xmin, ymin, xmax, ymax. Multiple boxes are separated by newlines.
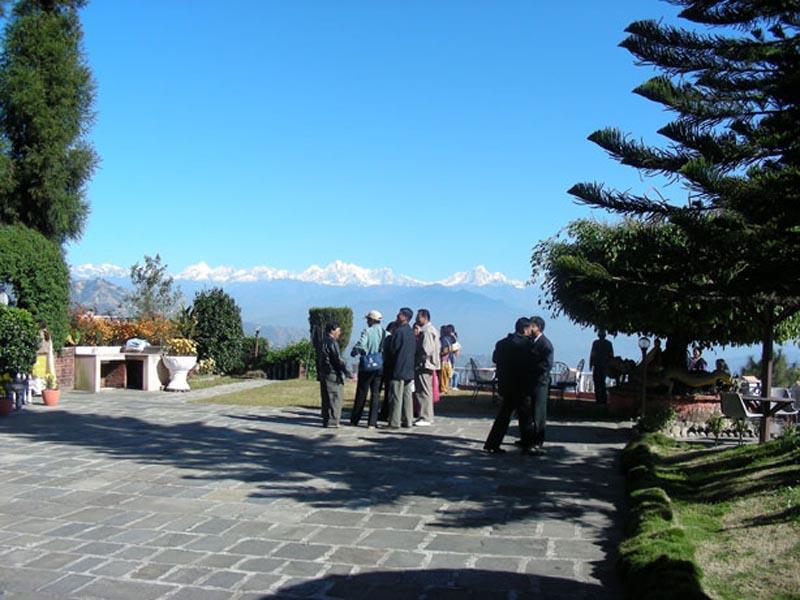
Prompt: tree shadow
<box><xmin>0</xmin><ymin>405</ymin><xmax>627</xmax><ymax>533</ymax></box>
<box><xmin>265</xmin><ymin>568</ymin><xmax>617</xmax><ymax>599</ymax></box>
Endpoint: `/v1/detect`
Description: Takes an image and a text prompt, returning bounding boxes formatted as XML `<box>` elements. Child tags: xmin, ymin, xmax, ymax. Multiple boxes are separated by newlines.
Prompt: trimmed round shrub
<box><xmin>190</xmin><ymin>288</ymin><xmax>244</xmax><ymax>374</ymax></box>
<box><xmin>308</xmin><ymin>306</ymin><xmax>352</xmax><ymax>352</ymax></box>
<box><xmin>0</xmin><ymin>223</ymin><xmax>69</xmax><ymax>349</ymax></box>
<box><xmin>0</xmin><ymin>306</ymin><xmax>39</xmax><ymax>375</ymax></box>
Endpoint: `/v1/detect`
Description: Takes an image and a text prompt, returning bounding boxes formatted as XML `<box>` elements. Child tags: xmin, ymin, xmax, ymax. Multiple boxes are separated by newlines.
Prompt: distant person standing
<box><xmin>414</xmin><ymin>309</ymin><xmax>441</xmax><ymax>427</ymax></box>
<box><xmin>589</xmin><ymin>330</ymin><xmax>614</xmax><ymax>405</ymax></box>
<box><xmin>484</xmin><ymin>318</ymin><xmax>536</xmax><ymax>454</ymax></box>
<box><xmin>385</xmin><ymin>308</ymin><xmax>416</xmax><ymax>429</ymax></box>
<box><xmin>349</xmin><ymin>310</ymin><xmax>387</xmax><ymax>428</ymax></box>
<box><xmin>689</xmin><ymin>347</ymin><xmax>708</xmax><ymax>372</ymax></box>
<box><xmin>316</xmin><ymin>322</ymin><xmax>353</xmax><ymax>428</ymax></box>
<box><xmin>530</xmin><ymin>316</ymin><xmax>554</xmax><ymax>452</ymax></box>
<box><xmin>439</xmin><ymin>324</ymin><xmax>455</xmax><ymax>394</ymax></box>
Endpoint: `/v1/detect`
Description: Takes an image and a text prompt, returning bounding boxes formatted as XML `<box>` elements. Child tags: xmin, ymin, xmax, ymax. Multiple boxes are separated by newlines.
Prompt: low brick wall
<box><xmin>55</xmin><ymin>347</ymin><xmax>75</xmax><ymax>391</ymax></box>
<box><xmin>609</xmin><ymin>387</ymin><xmax>720</xmax><ymax>422</ymax></box>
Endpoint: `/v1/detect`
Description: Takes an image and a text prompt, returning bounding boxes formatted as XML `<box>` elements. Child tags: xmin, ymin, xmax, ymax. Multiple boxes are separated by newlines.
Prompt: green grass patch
<box><xmin>620</xmin><ymin>429</ymin><xmax>800</xmax><ymax>599</ymax></box>
<box><xmin>186</xmin><ymin>375</ymin><xmax>242</xmax><ymax>390</ymax></box>
<box><xmin>191</xmin><ymin>378</ymin><xmax>357</xmax><ymax>408</ymax></box>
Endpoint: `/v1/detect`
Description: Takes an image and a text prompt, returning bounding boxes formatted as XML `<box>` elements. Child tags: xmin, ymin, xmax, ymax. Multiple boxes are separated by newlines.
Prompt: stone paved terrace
<box><xmin>0</xmin><ymin>383</ymin><xmax>629</xmax><ymax>599</ymax></box>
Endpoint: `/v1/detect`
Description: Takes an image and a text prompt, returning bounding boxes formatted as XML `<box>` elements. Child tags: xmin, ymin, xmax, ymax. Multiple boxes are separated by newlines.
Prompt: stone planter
<box><xmin>163</xmin><ymin>355</ymin><xmax>198</xmax><ymax>392</ymax></box>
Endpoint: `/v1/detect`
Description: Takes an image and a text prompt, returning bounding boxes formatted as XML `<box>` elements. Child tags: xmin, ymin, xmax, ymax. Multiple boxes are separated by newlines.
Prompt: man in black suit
<box><xmin>529</xmin><ymin>315</ymin><xmax>554</xmax><ymax>452</ymax></box>
<box><xmin>484</xmin><ymin>318</ymin><xmax>536</xmax><ymax>454</ymax></box>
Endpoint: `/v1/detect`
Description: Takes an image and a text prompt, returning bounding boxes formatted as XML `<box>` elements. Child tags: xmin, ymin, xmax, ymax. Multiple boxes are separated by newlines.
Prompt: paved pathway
<box><xmin>0</xmin><ymin>384</ymin><xmax>628</xmax><ymax>599</ymax></box>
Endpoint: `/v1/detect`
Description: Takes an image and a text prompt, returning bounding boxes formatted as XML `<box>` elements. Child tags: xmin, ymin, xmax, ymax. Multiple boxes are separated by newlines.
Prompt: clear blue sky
<box><xmin>68</xmin><ymin>0</ymin><xmax>684</xmax><ymax>281</ymax></box>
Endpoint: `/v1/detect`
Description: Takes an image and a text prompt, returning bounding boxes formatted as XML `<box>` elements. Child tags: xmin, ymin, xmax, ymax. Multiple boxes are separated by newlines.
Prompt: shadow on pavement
<box><xmin>0</xmin><ymin>405</ymin><xmax>628</xmax><ymax>533</ymax></box>
<box><xmin>266</xmin><ymin>568</ymin><xmax>617</xmax><ymax>599</ymax></box>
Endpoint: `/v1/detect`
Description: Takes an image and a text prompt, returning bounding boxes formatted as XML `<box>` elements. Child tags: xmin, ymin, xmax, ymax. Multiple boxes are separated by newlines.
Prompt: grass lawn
<box><xmin>193</xmin><ymin>378</ymin><xmax>618</xmax><ymax>422</ymax></box>
<box><xmin>192</xmin><ymin>378</ymin><xmax>357</xmax><ymax>408</ymax></box>
<box><xmin>186</xmin><ymin>375</ymin><xmax>243</xmax><ymax>390</ymax></box>
<box><xmin>192</xmin><ymin>378</ymin><xmax>497</xmax><ymax>411</ymax></box>
<box><xmin>646</xmin><ymin>432</ymin><xmax>800</xmax><ymax>599</ymax></box>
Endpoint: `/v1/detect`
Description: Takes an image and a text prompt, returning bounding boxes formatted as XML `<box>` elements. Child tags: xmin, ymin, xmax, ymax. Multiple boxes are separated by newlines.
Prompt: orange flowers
<box><xmin>69</xmin><ymin>311</ymin><xmax>177</xmax><ymax>346</ymax></box>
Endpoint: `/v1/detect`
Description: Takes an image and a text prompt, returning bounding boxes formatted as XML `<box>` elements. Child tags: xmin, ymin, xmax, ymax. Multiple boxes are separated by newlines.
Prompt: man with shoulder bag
<box><xmin>350</xmin><ymin>310</ymin><xmax>387</xmax><ymax>428</ymax></box>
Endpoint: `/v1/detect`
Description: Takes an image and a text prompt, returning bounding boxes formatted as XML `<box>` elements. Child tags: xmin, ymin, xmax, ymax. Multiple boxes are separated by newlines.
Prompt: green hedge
<box><xmin>308</xmin><ymin>307</ymin><xmax>352</xmax><ymax>352</ymax></box>
<box><xmin>0</xmin><ymin>223</ymin><xmax>69</xmax><ymax>349</ymax></box>
<box><xmin>190</xmin><ymin>287</ymin><xmax>245</xmax><ymax>375</ymax></box>
<box><xmin>618</xmin><ymin>433</ymin><xmax>709</xmax><ymax>599</ymax></box>
<box><xmin>0</xmin><ymin>306</ymin><xmax>39</xmax><ymax>375</ymax></box>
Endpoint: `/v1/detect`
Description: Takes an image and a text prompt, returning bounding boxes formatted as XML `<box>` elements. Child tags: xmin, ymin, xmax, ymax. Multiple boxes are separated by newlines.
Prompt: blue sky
<box><xmin>68</xmin><ymin>0</ymin><xmax>684</xmax><ymax>281</ymax></box>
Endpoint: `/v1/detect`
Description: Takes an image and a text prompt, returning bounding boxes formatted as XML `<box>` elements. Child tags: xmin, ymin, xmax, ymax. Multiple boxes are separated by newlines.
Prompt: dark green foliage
<box><xmin>262</xmin><ymin>339</ymin><xmax>317</xmax><ymax>379</ymax></box>
<box><xmin>0</xmin><ymin>0</ymin><xmax>97</xmax><ymax>244</ymax></box>
<box><xmin>0</xmin><ymin>223</ymin><xmax>69</xmax><ymax>348</ymax></box>
<box><xmin>240</xmin><ymin>335</ymin><xmax>269</xmax><ymax>372</ymax></box>
<box><xmin>638</xmin><ymin>403</ymin><xmax>678</xmax><ymax>434</ymax></box>
<box><xmin>126</xmin><ymin>255</ymin><xmax>182</xmax><ymax>319</ymax></box>
<box><xmin>0</xmin><ymin>305</ymin><xmax>38</xmax><ymax>375</ymax></box>
<box><xmin>190</xmin><ymin>287</ymin><xmax>244</xmax><ymax>375</ymax></box>
<box><xmin>308</xmin><ymin>307</ymin><xmax>353</xmax><ymax>352</ymax></box>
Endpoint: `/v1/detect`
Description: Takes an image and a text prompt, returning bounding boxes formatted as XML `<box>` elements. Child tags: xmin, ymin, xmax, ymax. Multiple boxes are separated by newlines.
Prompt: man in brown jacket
<box><xmin>414</xmin><ymin>308</ymin><xmax>441</xmax><ymax>427</ymax></box>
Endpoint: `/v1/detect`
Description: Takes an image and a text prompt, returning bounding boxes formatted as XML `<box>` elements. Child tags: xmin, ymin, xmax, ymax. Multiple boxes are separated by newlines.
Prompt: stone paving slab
<box><xmin>0</xmin><ymin>386</ymin><xmax>628</xmax><ymax>598</ymax></box>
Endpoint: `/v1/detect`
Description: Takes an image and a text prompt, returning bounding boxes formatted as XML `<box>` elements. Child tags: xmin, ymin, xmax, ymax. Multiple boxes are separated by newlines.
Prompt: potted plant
<box><xmin>0</xmin><ymin>307</ymin><xmax>39</xmax><ymax>416</ymax></box>
<box><xmin>162</xmin><ymin>337</ymin><xmax>198</xmax><ymax>391</ymax></box>
<box><xmin>42</xmin><ymin>373</ymin><xmax>60</xmax><ymax>406</ymax></box>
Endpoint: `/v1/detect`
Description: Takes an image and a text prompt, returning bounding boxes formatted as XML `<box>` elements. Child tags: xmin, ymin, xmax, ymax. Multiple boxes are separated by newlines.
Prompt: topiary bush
<box><xmin>0</xmin><ymin>306</ymin><xmax>39</xmax><ymax>375</ymax></box>
<box><xmin>190</xmin><ymin>288</ymin><xmax>244</xmax><ymax>374</ymax></box>
<box><xmin>0</xmin><ymin>223</ymin><xmax>69</xmax><ymax>349</ymax></box>
<box><xmin>308</xmin><ymin>307</ymin><xmax>352</xmax><ymax>353</ymax></box>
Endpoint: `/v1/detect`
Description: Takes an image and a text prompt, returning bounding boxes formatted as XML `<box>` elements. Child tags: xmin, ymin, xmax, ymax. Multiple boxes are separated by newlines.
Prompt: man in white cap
<box><xmin>349</xmin><ymin>309</ymin><xmax>387</xmax><ymax>428</ymax></box>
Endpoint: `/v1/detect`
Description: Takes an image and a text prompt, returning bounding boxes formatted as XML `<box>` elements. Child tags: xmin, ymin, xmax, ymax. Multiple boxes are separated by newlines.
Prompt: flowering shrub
<box><xmin>69</xmin><ymin>310</ymin><xmax>177</xmax><ymax>346</ymax></box>
<box><xmin>164</xmin><ymin>338</ymin><xmax>198</xmax><ymax>356</ymax></box>
<box><xmin>195</xmin><ymin>357</ymin><xmax>217</xmax><ymax>375</ymax></box>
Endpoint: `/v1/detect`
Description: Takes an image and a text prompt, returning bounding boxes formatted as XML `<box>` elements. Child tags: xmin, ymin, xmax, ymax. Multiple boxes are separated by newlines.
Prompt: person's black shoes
<box><xmin>484</xmin><ymin>446</ymin><xmax>507</xmax><ymax>454</ymax></box>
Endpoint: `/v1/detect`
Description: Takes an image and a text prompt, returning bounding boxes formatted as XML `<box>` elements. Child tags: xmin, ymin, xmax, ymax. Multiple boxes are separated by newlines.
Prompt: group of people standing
<box><xmin>316</xmin><ymin>308</ymin><xmax>459</xmax><ymax>430</ymax></box>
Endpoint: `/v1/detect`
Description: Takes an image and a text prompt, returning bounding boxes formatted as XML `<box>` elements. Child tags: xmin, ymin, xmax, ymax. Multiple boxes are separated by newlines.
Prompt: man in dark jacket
<box><xmin>530</xmin><ymin>315</ymin><xmax>554</xmax><ymax>451</ymax></box>
<box><xmin>484</xmin><ymin>317</ymin><xmax>536</xmax><ymax>454</ymax></box>
<box><xmin>589</xmin><ymin>329</ymin><xmax>614</xmax><ymax>404</ymax></box>
<box><xmin>384</xmin><ymin>307</ymin><xmax>416</xmax><ymax>429</ymax></box>
<box><xmin>316</xmin><ymin>322</ymin><xmax>353</xmax><ymax>428</ymax></box>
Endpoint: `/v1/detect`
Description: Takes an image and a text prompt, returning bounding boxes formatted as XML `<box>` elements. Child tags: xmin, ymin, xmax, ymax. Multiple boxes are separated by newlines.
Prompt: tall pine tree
<box><xmin>0</xmin><ymin>0</ymin><xmax>97</xmax><ymax>244</ymax></box>
<box><xmin>564</xmin><ymin>0</ymin><xmax>800</xmax><ymax>439</ymax></box>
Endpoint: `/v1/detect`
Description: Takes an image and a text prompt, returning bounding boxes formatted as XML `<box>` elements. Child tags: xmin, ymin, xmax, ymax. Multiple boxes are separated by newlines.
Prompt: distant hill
<box><xmin>71</xmin><ymin>278</ymin><xmax>131</xmax><ymax>316</ymax></box>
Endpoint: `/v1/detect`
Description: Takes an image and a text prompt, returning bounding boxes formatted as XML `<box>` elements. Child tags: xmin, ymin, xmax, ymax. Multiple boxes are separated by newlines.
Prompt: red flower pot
<box><xmin>42</xmin><ymin>389</ymin><xmax>60</xmax><ymax>407</ymax></box>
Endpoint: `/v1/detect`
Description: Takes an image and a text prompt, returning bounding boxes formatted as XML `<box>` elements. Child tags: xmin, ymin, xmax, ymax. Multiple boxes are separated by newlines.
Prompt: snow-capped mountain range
<box><xmin>71</xmin><ymin>261</ymin><xmax>526</xmax><ymax>289</ymax></box>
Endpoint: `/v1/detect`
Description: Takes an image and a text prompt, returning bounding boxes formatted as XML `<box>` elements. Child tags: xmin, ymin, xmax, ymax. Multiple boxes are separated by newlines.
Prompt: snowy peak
<box><xmin>71</xmin><ymin>260</ymin><xmax>524</xmax><ymax>288</ymax></box>
<box><xmin>70</xmin><ymin>263</ymin><xmax>129</xmax><ymax>279</ymax></box>
<box><xmin>438</xmin><ymin>265</ymin><xmax>525</xmax><ymax>289</ymax></box>
<box><xmin>296</xmin><ymin>261</ymin><xmax>424</xmax><ymax>287</ymax></box>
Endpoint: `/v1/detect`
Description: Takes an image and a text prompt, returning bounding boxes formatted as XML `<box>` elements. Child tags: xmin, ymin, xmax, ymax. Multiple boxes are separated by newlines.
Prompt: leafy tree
<box><xmin>0</xmin><ymin>0</ymin><xmax>97</xmax><ymax>244</ymax></box>
<box><xmin>0</xmin><ymin>222</ymin><xmax>69</xmax><ymax>348</ymax></box>
<box><xmin>309</xmin><ymin>307</ymin><xmax>353</xmax><ymax>353</ymax></box>
<box><xmin>741</xmin><ymin>350</ymin><xmax>800</xmax><ymax>388</ymax></box>
<box><xmin>190</xmin><ymin>287</ymin><xmax>244</xmax><ymax>375</ymax></box>
<box><xmin>550</xmin><ymin>1</ymin><xmax>800</xmax><ymax>440</ymax></box>
<box><xmin>126</xmin><ymin>254</ymin><xmax>182</xmax><ymax>319</ymax></box>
